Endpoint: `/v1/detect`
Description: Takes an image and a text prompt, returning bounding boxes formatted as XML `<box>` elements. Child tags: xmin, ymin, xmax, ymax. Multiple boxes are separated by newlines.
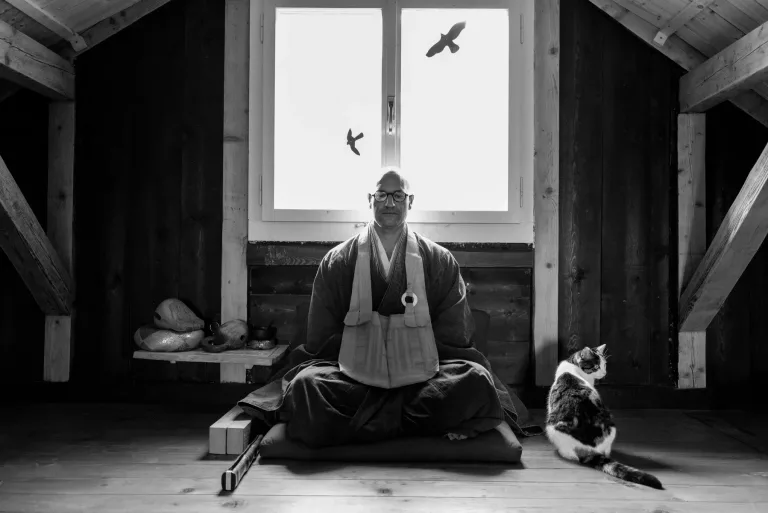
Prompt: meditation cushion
<box><xmin>258</xmin><ymin>422</ymin><xmax>523</xmax><ymax>463</ymax></box>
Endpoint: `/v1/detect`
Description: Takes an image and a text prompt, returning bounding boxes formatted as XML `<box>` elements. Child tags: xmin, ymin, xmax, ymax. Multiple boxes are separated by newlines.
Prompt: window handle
<box><xmin>387</xmin><ymin>95</ymin><xmax>395</xmax><ymax>134</ymax></box>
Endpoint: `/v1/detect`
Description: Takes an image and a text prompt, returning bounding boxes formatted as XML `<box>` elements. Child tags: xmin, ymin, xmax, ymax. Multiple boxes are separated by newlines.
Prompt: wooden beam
<box><xmin>533</xmin><ymin>0</ymin><xmax>559</xmax><ymax>386</ymax></box>
<box><xmin>4</xmin><ymin>0</ymin><xmax>87</xmax><ymax>51</ymax></box>
<box><xmin>221</xmin><ymin>0</ymin><xmax>250</xmax><ymax>384</ymax></box>
<box><xmin>0</xmin><ymin>153</ymin><xmax>73</xmax><ymax>316</ymax></box>
<box><xmin>44</xmin><ymin>101</ymin><xmax>76</xmax><ymax>382</ymax></box>
<box><xmin>680</xmin><ymin>19</ymin><xmax>768</xmax><ymax>112</ymax></box>
<box><xmin>679</xmin><ymin>140</ymin><xmax>768</xmax><ymax>332</ymax></box>
<box><xmin>654</xmin><ymin>0</ymin><xmax>716</xmax><ymax>47</ymax></box>
<box><xmin>0</xmin><ymin>19</ymin><xmax>75</xmax><ymax>99</ymax></box>
<box><xmin>588</xmin><ymin>0</ymin><xmax>768</xmax><ymax>128</ymax></box>
<box><xmin>677</xmin><ymin>113</ymin><xmax>706</xmax><ymax>389</ymax></box>
<box><xmin>60</xmin><ymin>0</ymin><xmax>175</xmax><ymax>60</ymax></box>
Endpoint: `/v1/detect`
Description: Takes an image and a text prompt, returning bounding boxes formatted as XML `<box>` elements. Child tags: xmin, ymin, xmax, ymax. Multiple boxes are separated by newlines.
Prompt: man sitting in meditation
<box><xmin>239</xmin><ymin>168</ymin><xmax>539</xmax><ymax>448</ymax></box>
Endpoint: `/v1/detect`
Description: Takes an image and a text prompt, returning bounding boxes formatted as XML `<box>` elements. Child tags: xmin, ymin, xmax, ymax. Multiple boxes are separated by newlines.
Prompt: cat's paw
<box><xmin>445</xmin><ymin>432</ymin><xmax>469</xmax><ymax>441</ymax></box>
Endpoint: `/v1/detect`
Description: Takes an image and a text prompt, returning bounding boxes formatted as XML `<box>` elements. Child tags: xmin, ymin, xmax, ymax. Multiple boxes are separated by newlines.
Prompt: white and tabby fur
<box><xmin>545</xmin><ymin>344</ymin><xmax>663</xmax><ymax>490</ymax></box>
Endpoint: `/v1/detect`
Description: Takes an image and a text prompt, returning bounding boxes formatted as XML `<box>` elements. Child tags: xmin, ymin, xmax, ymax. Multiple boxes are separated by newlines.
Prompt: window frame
<box><xmin>248</xmin><ymin>0</ymin><xmax>534</xmax><ymax>242</ymax></box>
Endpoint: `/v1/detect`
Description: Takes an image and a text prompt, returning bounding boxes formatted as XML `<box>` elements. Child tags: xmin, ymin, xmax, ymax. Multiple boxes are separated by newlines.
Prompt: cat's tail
<box><xmin>575</xmin><ymin>448</ymin><xmax>663</xmax><ymax>489</ymax></box>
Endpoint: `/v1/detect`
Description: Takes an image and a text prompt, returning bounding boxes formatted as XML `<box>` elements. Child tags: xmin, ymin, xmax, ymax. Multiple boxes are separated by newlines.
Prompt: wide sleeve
<box><xmin>302</xmin><ymin>250</ymin><xmax>349</xmax><ymax>359</ymax></box>
<box><xmin>426</xmin><ymin>248</ymin><xmax>475</xmax><ymax>349</ymax></box>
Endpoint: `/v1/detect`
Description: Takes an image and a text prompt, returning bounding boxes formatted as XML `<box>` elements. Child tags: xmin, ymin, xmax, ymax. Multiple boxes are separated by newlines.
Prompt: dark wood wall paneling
<box><xmin>7</xmin><ymin>0</ymin><xmax>764</xmax><ymax>403</ymax></box>
<box><xmin>0</xmin><ymin>90</ymin><xmax>48</xmax><ymax>384</ymax></box>
<box><xmin>247</xmin><ymin>243</ymin><xmax>534</xmax><ymax>385</ymax></box>
<box><xmin>559</xmin><ymin>0</ymin><xmax>679</xmax><ymax>387</ymax></box>
<box><xmin>705</xmin><ymin>103</ymin><xmax>768</xmax><ymax>396</ymax></box>
<box><xmin>72</xmin><ymin>0</ymin><xmax>224</xmax><ymax>384</ymax></box>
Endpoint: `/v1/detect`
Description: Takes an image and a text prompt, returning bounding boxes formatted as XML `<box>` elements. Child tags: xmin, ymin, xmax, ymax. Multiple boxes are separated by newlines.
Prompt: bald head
<box><xmin>376</xmin><ymin>169</ymin><xmax>411</xmax><ymax>194</ymax></box>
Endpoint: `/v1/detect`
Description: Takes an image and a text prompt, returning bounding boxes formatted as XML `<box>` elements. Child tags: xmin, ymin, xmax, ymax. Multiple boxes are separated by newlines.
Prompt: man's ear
<box><xmin>409</xmin><ymin>194</ymin><xmax>414</xmax><ymax>209</ymax></box>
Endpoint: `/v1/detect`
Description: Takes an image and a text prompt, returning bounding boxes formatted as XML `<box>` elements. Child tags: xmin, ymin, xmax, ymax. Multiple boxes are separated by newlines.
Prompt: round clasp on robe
<box><xmin>401</xmin><ymin>290</ymin><xmax>418</xmax><ymax>307</ymax></box>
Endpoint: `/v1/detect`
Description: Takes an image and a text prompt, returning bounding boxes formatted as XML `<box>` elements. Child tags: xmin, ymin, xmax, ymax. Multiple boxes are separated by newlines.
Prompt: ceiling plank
<box><xmin>4</xmin><ymin>0</ymin><xmax>86</xmax><ymax>50</ymax></box>
<box><xmin>0</xmin><ymin>18</ymin><xmax>74</xmax><ymax>99</ymax></box>
<box><xmin>0</xmin><ymin>152</ymin><xmax>73</xmax><ymax>316</ymax></box>
<box><xmin>654</xmin><ymin>0</ymin><xmax>717</xmax><ymax>46</ymax></box>
<box><xmin>679</xmin><ymin>19</ymin><xmax>768</xmax><ymax>112</ymax></box>
<box><xmin>588</xmin><ymin>0</ymin><xmax>768</xmax><ymax>128</ymax></box>
<box><xmin>679</xmin><ymin>140</ymin><xmax>768</xmax><ymax>332</ymax></box>
<box><xmin>59</xmin><ymin>0</ymin><xmax>175</xmax><ymax>59</ymax></box>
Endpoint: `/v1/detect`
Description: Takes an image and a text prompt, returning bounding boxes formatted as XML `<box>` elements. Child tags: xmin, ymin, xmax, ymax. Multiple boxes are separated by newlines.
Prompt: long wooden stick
<box><xmin>221</xmin><ymin>434</ymin><xmax>264</xmax><ymax>492</ymax></box>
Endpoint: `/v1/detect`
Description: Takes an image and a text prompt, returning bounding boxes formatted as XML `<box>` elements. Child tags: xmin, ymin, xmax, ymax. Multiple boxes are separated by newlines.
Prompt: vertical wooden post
<box><xmin>533</xmin><ymin>0</ymin><xmax>560</xmax><ymax>386</ymax></box>
<box><xmin>677</xmin><ymin>113</ymin><xmax>706</xmax><ymax>389</ymax></box>
<box><xmin>221</xmin><ymin>0</ymin><xmax>250</xmax><ymax>383</ymax></box>
<box><xmin>44</xmin><ymin>101</ymin><xmax>75</xmax><ymax>382</ymax></box>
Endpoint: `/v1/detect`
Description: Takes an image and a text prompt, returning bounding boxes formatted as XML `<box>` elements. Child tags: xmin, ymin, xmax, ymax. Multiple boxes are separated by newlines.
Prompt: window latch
<box><xmin>387</xmin><ymin>95</ymin><xmax>395</xmax><ymax>134</ymax></box>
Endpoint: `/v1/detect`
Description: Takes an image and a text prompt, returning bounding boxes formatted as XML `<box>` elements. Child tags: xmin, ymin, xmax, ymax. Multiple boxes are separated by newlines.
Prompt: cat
<box><xmin>545</xmin><ymin>344</ymin><xmax>663</xmax><ymax>490</ymax></box>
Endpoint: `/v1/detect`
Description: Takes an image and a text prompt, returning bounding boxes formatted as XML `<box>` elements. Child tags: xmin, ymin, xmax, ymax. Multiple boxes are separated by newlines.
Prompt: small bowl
<box><xmin>251</xmin><ymin>324</ymin><xmax>277</xmax><ymax>340</ymax></box>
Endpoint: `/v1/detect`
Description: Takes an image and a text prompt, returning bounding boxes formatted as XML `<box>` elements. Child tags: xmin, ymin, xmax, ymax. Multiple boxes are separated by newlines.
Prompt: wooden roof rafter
<box><xmin>4</xmin><ymin>0</ymin><xmax>87</xmax><ymax>51</ymax></box>
<box><xmin>0</xmin><ymin>152</ymin><xmax>74</xmax><ymax>317</ymax></box>
<box><xmin>654</xmin><ymin>0</ymin><xmax>717</xmax><ymax>47</ymax></box>
<box><xmin>0</xmin><ymin>0</ymin><xmax>176</xmax><ymax>103</ymax></box>
<box><xmin>0</xmin><ymin>17</ymin><xmax>75</xmax><ymax>99</ymax></box>
<box><xmin>588</xmin><ymin>0</ymin><xmax>768</xmax><ymax>128</ymax></box>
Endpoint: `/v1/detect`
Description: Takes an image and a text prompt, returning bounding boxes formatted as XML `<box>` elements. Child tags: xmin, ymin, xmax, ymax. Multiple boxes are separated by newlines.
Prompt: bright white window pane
<box><xmin>400</xmin><ymin>9</ymin><xmax>509</xmax><ymax>211</ymax></box>
<box><xmin>274</xmin><ymin>8</ymin><xmax>382</xmax><ymax>210</ymax></box>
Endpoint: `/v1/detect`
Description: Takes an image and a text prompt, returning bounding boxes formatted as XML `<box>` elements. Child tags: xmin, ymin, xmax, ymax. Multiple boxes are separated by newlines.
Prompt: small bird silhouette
<box><xmin>426</xmin><ymin>21</ymin><xmax>466</xmax><ymax>57</ymax></box>
<box><xmin>346</xmin><ymin>129</ymin><xmax>364</xmax><ymax>155</ymax></box>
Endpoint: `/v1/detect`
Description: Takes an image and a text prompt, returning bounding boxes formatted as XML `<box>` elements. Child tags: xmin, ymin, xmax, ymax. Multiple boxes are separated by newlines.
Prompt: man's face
<box><xmin>369</xmin><ymin>173</ymin><xmax>412</xmax><ymax>229</ymax></box>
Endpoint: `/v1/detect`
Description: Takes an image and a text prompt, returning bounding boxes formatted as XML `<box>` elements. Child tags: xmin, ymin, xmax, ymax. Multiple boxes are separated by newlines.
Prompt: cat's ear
<box><xmin>595</xmin><ymin>344</ymin><xmax>606</xmax><ymax>355</ymax></box>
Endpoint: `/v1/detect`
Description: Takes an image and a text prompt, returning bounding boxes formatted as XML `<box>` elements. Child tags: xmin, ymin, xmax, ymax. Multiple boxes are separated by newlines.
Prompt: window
<box><xmin>249</xmin><ymin>0</ymin><xmax>534</xmax><ymax>242</ymax></box>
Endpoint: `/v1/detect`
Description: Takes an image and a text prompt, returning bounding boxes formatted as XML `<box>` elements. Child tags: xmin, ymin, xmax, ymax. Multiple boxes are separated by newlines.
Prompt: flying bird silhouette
<box><xmin>346</xmin><ymin>129</ymin><xmax>364</xmax><ymax>156</ymax></box>
<box><xmin>426</xmin><ymin>21</ymin><xmax>466</xmax><ymax>57</ymax></box>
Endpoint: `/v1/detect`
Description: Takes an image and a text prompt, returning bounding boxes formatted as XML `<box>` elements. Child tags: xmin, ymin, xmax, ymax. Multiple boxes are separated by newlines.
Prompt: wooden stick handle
<box><xmin>221</xmin><ymin>434</ymin><xmax>264</xmax><ymax>492</ymax></box>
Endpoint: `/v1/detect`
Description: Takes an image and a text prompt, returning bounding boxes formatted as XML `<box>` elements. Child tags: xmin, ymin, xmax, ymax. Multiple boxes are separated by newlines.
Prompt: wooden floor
<box><xmin>1</xmin><ymin>403</ymin><xmax>767</xmax><ymax>512</ymax></box>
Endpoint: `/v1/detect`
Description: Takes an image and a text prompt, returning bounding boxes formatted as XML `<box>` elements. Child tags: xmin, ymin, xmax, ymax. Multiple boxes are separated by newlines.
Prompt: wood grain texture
<box><xmin>71</xmin><ymin>0</ymin><xmax>224</xmax><ymax>384</ymax></box>
<box><xmin>3</xmin><ymin>0</ymin><xmax>86</xmax><ymax>50</ymax></box>
<box><xmin>600</xmin><ymin>16</ymin><xmax>652</xmax><ymax>385</ymax></box>
<box><xmin>680</xmin><ymin>19</ymin><xmax>768</xmax><ymax>112</ymax></box>
<box><xmin>221</xmin><ymin>0</ymin><xmax>249</xmax><ymax>342</ymax></box>
<box><xmin>1</xmin><ymin>403</ymin><xmax>768</xmax><ymax>512</ymax></box>
<box><xmin>647</xmin><ymin>51</ymin><xmax>676</xmax><ymax>386</ymax></box>
<box><xmin>677</xmin><ymin>113</ymin><xmax>707</xmax><ymax>389</ymax></box>
<box><xmin>533</xmin><ymin>0</ymin><xmax>559</xmax><ymax>386</ymax></box>
<box><xmin>653</xmin><ymin>0</ymin><xmax>717</xmax><ymax>46</ymax></box>
<box><xmin>0</xmin><ymin>90</ymin><xmax>49</xmax><ymax>385</ymax></box>
<box><xmin>0</xmin><ymin>151</ymin><xmax>73</xmax><ymax>315</ymax></box>
<box><xmin>179</xmin><ymin>0</ymin><xmax>224</xmax><ymax>383</ymax></box>
<box><xmin>679</xmin><ymin>140</ymin><xmax>768</xmax><ymax>331</ymax></box>
<box><xmin>133</xmin><ymin>346</ymin><xmax>288</xmax><ymax>365</ymax></box>
<box><xmin>62</xmin><ymin>0</ymin><xmax>176</xmax><ymax>58</ymax></box>
<box><xmin>44</xmin><ymin>101</ymin><xmax>75</xmax><ymax>382</ymax></box>
<box><xmin>559</xmin><ymin>0</ymin><xmax>603</xmax><ymax>362</ymax></box>
<box><xmin>247</xmin><ymin>243</ymin><xmax>534</xmax><ymax>268</ymax></box>
<box><xmin>587</xmin><ymin>0</ymin><xmax>768</xmax><ymax>128</ymax></box>
<box><xmin>704</xmin><ymin>101</ymin><xmax>768</xmax><ymax>395</ymax></box>
<box><xmin>0</xmin><ymin>18</ymin><xmax>74</xmax><ymax>99</ymax></box>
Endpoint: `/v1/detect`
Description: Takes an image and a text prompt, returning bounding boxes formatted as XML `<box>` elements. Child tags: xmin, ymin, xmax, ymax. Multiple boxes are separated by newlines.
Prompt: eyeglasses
<box><xmin>372</xmin><ymin>191</ymin><xmax>408</xmax><ymax>202</ymax></box>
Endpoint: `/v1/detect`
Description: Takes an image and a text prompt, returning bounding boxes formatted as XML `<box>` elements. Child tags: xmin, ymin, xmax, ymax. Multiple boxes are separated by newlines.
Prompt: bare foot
<box><xmin>445</xmin><ymin>433</ymin><xmax>468</xmax><ymax>441</ymax></box>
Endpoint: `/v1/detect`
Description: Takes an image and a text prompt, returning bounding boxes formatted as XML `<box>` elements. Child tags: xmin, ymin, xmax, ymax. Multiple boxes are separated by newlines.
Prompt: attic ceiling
<box><xmin>0</xmin><ymin>0</ymin><xmax>171</xmax><ymax>101</ymax></box>
<box><xmin>591</xmin><ymin>0</ymin><xmax>768</xmax><ymax>127</ymax></box>
<box><xmin>3</xmin><ymin>0</ymin><xmax>768</xmax><ymax>125</ymax></box>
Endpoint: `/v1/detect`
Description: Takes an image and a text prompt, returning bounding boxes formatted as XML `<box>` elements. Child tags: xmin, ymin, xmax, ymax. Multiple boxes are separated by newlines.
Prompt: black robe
<box><xmin>238</xmin><ymin>229</ymin><xmax>542</xmax><ymax>446</ymax></box>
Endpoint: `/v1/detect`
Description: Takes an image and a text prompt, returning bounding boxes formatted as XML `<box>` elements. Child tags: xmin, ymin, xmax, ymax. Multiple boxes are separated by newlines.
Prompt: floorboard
<box><xmin>0</xmin><ymin>403</ymin><xmax>766</xmax><ymax>512</ymax></box>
